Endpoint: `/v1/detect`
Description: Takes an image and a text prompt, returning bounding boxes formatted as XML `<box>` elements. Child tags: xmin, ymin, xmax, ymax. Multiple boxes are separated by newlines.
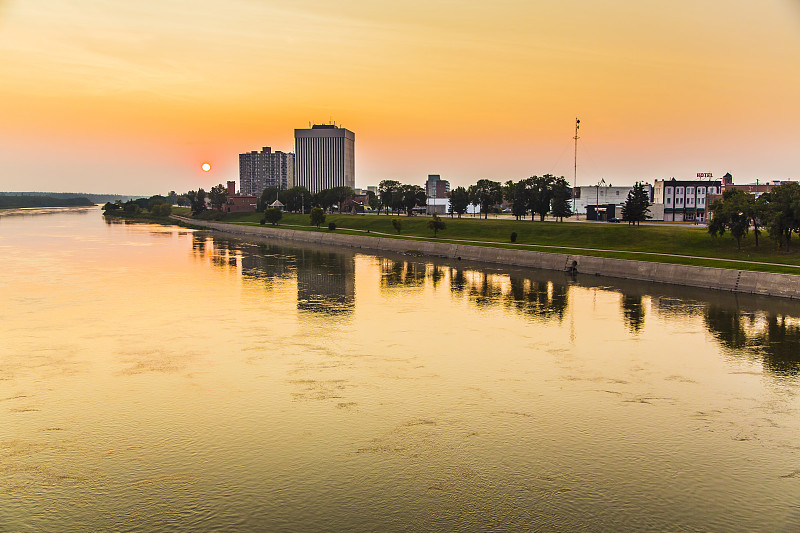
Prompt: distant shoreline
<box><xmin>172</xmin><ymin>216</ymin><xmax>800</xmax><ymax>300</ymax></box>
<box><xmin>0</xmin><ymin>195</ymin><xmax>95</xmax><ymax>209</ymax></box>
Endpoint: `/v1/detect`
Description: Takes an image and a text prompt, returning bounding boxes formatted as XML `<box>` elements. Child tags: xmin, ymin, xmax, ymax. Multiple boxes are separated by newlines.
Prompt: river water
<box><xmin>1</xmin><ymin>207</ymin><xmax>799</xmax><ymax>532</ymax></box>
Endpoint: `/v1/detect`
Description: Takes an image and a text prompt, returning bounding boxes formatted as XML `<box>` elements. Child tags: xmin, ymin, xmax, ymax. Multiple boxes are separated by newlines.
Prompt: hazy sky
<box><xmin>1</xmin><ymin>0</ymin><xmax>798</xmax><ymax>195</ymax></box>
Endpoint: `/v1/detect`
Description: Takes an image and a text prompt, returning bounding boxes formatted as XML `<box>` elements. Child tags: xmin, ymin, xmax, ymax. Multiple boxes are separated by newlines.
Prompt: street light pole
<box><xmin>573</xmin><ymin>118</ymin><xmax>580</xmax><ymax>218</ymax></box>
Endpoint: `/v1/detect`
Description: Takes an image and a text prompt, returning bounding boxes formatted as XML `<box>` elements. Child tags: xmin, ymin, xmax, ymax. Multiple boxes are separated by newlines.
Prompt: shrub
<box><xmin>392</xmin><ymin>218</ymin><xmax>403</xmax><ymax>234</ymax></box>
<box><xmin>328</xmin><ymin>222</ymin><xmax>337</xmax><ymax>231</ymax></box>
<box><xmin>510</xmin><ymin>231</ymin><xmax>517</xmax><ymax>243</ymax></box>
<box><xmin>309</xmin><ymin>207</ymin><xmax>325</xmax><ymax>228</ymax></box>
<box><xmin>264</xmin><ymin>208</ymin><xmax>283</xmax><ymax>225</ymax></box>
<box><xmin>260</xmin><ymin>217</ymin><xmax>266</xmax><ymax>225</ymax></box>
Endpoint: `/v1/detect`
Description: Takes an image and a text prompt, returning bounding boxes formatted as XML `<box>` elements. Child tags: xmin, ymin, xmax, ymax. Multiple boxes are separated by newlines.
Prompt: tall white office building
<box><xmin>294</xmin><ymin>125</ymin><xmax>355</xmax><ymax>193</ymax></box>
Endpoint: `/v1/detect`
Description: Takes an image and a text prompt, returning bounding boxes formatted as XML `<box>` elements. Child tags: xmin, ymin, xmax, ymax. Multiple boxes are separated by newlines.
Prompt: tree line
<box><xmin>102</xmin><ymin>195</ymin><xmax>172</xmax><ymax>217</ymax></box>
<box><xmin>708</xmin><ymin>182</ymin><xmax>800</xmax><ymax>250</ymax></box>
<box><xmin>135</xmin><ymin>176</ymin><xmax>656</xmax><ymax>227</ymax></box>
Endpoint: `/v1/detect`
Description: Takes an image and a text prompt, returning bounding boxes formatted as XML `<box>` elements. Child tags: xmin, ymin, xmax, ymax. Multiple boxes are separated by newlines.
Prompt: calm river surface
<box><xmin>2</xmin><ymin>207</ymin><xmax>800</xmax><ymax>532</ymax></box>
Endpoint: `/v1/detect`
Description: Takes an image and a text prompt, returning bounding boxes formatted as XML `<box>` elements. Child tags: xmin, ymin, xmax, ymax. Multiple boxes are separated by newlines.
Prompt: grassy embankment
<box><xmin>171</xmin><ymin>208</ymin><xmax>800</xmax><ymax>275</ymax></box>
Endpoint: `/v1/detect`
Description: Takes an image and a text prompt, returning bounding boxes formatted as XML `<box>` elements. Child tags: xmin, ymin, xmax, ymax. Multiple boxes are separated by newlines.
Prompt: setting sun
<box><xmin>201</xmin><ymin>163</ymin><xmax>211</xmax><ymax>172</ymax></box>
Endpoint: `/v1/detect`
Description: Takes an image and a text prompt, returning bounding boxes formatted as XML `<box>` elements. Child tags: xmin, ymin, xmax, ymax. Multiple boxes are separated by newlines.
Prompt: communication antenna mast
<box><xmin>573</xmin><ymin>118</ymin><xmax>580</xmax><ymax>216</ymax></box>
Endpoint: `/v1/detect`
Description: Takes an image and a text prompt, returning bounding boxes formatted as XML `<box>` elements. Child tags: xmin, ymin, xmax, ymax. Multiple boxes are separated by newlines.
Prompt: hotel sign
<box><xmin>696</xmin><ymin>173</ymin><xmax>713</xmax><ymax>178</ymax></box>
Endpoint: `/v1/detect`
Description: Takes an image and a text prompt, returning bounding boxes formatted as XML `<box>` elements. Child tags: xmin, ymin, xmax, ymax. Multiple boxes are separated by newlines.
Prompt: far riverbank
<box><xmin>171</xmin><ymin>215</ymin><xmax>800</xmax><ymax>300</ymax></box>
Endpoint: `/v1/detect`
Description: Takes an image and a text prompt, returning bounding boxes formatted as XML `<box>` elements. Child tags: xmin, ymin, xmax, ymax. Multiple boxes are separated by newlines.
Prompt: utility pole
<box><xmin>573</xmin><ymin>118</ymin><xmax>580</xmax><ymax>217</ymax></box>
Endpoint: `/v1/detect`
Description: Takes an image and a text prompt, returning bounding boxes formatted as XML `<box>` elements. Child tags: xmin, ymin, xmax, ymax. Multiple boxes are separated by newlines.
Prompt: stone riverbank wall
<box><xmin>173</xmin><ymin>216</ymin><xmax>800</xmax><ymax>300</ymax></box>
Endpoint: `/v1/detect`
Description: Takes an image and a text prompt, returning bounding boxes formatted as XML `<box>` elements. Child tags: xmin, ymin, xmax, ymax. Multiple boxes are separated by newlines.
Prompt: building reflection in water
<box><xmin>190</xmin><ymin>233</ymin><xmax>800</xmax><ymax>376</ymax></box>
<box><xmin>295</xmin><ymin>249</ymin><xmax>355</xmax><ymax>316</ymax></box>
<box><xmin>192</xmin><ymin>234</ymin><xmax>355</xmax><ymax>317</ymax></box>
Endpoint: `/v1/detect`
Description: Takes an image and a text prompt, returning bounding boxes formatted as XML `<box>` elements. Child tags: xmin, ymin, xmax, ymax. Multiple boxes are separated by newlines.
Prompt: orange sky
<box><xmin>1</xmin><ymin>0</ymin><xmax>798</xmax><ymax>195</ymax></box>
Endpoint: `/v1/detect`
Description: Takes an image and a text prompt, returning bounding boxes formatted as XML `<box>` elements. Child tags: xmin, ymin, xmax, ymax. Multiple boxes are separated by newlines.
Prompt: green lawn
<box><xmin>171</xmin><ymin>208</ymin><xmax>800</xmax><ymax>274</ymax></box>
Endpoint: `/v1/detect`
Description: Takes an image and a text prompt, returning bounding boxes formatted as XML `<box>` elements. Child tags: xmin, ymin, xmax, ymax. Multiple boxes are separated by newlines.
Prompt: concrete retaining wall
<box><xmin>173</xmin><ymin>216</ymin><xmax>800</xmax><ymax>300</ymax></box>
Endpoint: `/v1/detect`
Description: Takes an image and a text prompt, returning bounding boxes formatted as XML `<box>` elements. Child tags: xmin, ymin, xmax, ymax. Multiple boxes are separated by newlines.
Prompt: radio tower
<box><xmin>573</xmin><ymin>118</ymin><xmax>580</xmax><ymax>216</ymax></box>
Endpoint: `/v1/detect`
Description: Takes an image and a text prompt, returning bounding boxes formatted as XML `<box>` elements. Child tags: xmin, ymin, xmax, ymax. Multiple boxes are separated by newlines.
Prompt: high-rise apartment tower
<box><xmin>294</xmin><ymin>125</ymin><xmax>355</xmax><ymax>193</ymax></box>
<box><xmin>239</xmin><ymin>147</ymin><xmax>295</xmax><ymax>196</ymax></box>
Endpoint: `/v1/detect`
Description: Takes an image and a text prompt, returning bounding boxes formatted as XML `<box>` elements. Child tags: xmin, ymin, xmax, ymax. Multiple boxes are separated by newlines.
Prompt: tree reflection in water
<box><xmin>705</xmin><ymin>306</ymin><xmax>800</xmax><ymax>375</ymax></box>
<box><xmin>621</xmin><ymin>295</ymin><xmax>645</xmax><ymax>334</ymax></box>
<box><xmin>192</xmin><ymin>234</ymin><xmax>800</xmax><ymax>376</ymax></box>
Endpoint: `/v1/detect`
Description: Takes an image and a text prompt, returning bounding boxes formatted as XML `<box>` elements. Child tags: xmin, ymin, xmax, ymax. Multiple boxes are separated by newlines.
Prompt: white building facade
<box><xmin>571</xmin><ymin>184</ymin><xmax>652</xmax><ymax>215</ymax></box>
<box><xmin>294</xmin><ymin>125</ymin><xmax>355</xmax><ymax>193</ymax></box>
<box><xmin>652</xmin><ymin>179</ymin><xmax>721</xmax><ymax>222</ymax></box>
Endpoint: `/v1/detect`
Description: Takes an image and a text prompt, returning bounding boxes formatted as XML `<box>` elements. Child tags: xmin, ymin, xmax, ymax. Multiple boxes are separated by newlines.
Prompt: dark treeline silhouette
<box><xmin>709</xmin><ymin>182</ymin><xmax>800</xmax><ymax>251</ymax></box>
<box><xmin>0</xmin><ymin>195</ymin><xmax>94</xmax><ymax>208</ymax></box>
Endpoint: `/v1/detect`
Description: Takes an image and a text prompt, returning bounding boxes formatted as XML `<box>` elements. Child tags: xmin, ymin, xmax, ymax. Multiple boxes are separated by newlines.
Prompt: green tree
<box><xmin>102</xmin><ymin>201</ymin><xmax>121</xmax><ymax>212</ymax></box>
<box><xmin>208</xmin><ymin>184</ymin><xmax>228</xmax><ymax>212</ymax></box>
<box><xmin>167</xmin><ymin>191</ymin><xmax>178</xmax><ymax>205</ymax></box>
<box><xmin>366</xmin><ymin>190</ymin><xmax>380</xmax><ymax>212</ymax></box>
<box><xmin>761</xmin><ymin>182</ymin><xmax>800</xmax><ymax>251</ymax></box>
<box><xmin>448</xmin><ymin>186</ymin><xmax>469</xmax><ymax>218</ymax></box>
<box><xmin>264</xmin><ymin>207</ymin><xmax>283</xmax><ymax>225</ymax></box>
<box><xmin>392</xmin><ymin>217</ymin><xmax>403</xmax><ymax>234</ymax></box>
<box><xmin>751</xmin><ymin>194</ymin><xmax>767</xmax><ymax>247</ymax></box>
<box><xmin>401</xmin><ymin>184</ymin><xmax>426</xmax><ymax>216</ymax></box>
<box><xmin>378</xmin><ymin>180</ymin><xmax>401</xmax><ymax>215</ymax></box>
<box><xmin>186</xmin><ymin>189</ymin><xmax>207</xmax><ymax>215</ymax></box>
<box><xmin>502</xmin><ymin>180</ymin><xmax>517</xmax><ymax>207</ymax></box>
<box><xmin>123</xmin><ymin>200</ymin><xmax>141</xmax><ymax>214</ymax></box>
<box><xmin>148</xmin><ymin>195</ymin><xmax>167</xmax><ymax>212</ymax></box>
<box><xmin>329</xmin><ymin>186</ymin><xmax>355</xmax><ymax>212</ymax></box>
<box><xmin>156</xmin><ymin>203</ymin><xmax>172</xmax><ymax>217</ymax></box>
<box><xmin>472</xmin><ymin>179</ymin><xmax>502</xmax><ymax>219</ymax></box>
<box><xmin>550</xmin><ymin>176</ymin><xmax>573</xmax><ymax>222</ymax></box>
<box><xmin>528</xmin><ymin>175</ymin><xmax>555</xmax><ymax>221</ymax></box>
<box><xmin>283</xmin><ymin>186</ymin><xmax>311</xmax><ymax>213</ymax></box>
<box><xmin>621</xmin><ymin>182</ymin><xmax>651</xmax><ymax>225</ymax></box>
<box><xmin>259</xmin><ymin>186</ymin><xmax>281</xmax><ymax>212</ymax></box>
<box><xmin>427</xmin><ymin>213</ymin><xmax>446</xmax><ymax>237</ymax></box>
<box><xmin>309</xmin><ymin>207</ymin><xmax>326</xmax><ymax>228</ymax></box>
<box><xmin>708</xmin><ymin>189</ymin><xmax>752</xmax><ymax>249</ymax></box>
<box><xmin>509</xmin><ymin>180</ymin><xmax>527</xmax><ymax>220</ymax></box>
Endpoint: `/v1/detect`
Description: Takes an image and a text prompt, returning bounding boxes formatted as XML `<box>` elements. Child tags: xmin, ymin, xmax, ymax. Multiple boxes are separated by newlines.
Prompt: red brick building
<box><xmin>225</xmin><ymin>181</ymin><xmax>258</xmax><ymax>213</ymax></box>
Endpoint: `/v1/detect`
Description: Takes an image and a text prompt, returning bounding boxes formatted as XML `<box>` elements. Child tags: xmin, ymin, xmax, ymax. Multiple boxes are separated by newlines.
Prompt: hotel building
<box><xmin>653</xmin><ymin>178</ymin><xmax>721</xmax><ymax>222</ymax></box>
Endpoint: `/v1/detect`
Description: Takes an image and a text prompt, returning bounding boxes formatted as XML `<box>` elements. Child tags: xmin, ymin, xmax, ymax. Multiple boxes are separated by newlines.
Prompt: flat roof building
<box><xmin>425</xmin><ymin>174</ymin><xmax>450</xmax><ymax>199</ymax></box>
<box><xmin>239</xmin><ymin>147</ymin><xmax>295</xmax><ymax>196</ymax></box>
<box><xmin>653</xmin><ymin>178</ymin><xmax>721</xmax><ymax>222</ymax></box>
<box><xmin>294</xmin><ymin>125</ymin><xmax>355</xmax><ymax>193</ymax></box>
